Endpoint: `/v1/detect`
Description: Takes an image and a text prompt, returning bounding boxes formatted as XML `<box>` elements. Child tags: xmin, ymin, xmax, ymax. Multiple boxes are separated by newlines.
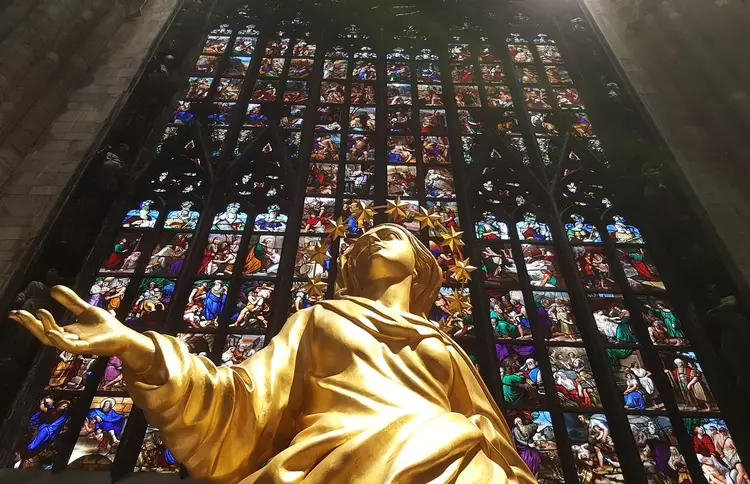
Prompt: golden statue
<box><xmin>10</xmin><ymin>224</ymin><xmax>534</xmax><ymax>484</ymax></box>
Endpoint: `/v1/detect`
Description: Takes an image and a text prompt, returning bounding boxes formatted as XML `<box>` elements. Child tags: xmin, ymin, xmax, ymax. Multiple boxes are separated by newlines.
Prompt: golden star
<box><xmin>445</xmin><ymin>289</ymin><xmax>472</xmax><ymax>314</ymax></box>
<box><xmin>324</xmin><ymin>216</ymin><xmax>348</xmax><ymax>242</ymax></box>
<box><xmin>349</xmin><ymin>200</ymin><xmax>377</xmax><ymax>230</ymax></box>
<box><xmin>301</xmin><ymin>274</ymin><xmax>327</xmax><ymax>298</ymax></box>
<box><xmin>440</xmin><ymin>226</ymin><xmax>465</xmax><ymax>252</ymax></box>
<box><xmin>306</xmin><ymin>241</ymin><xmax>330</xmax><ymax>265</ymax></box>
<box><xmin>385</xmin><ymin>196</ymin><xmax>413</xmax><ymax>221</ymax></box>
<box><xmin>437</xmin><ymin>316</ymin><xmax>454</xmax><ymax>333</ymax></box>
<box><xmin>450</xmin><ymin>257</ymin><xmax>477</xmax><ymax>283</ymax></box>
<box><xmin>415</xmin><ymin>207</ymin><xmax>442</xmax><ymax>231</ymax></box>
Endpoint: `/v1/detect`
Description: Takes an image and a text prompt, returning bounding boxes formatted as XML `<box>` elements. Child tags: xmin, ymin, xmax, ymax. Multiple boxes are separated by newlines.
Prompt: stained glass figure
<box><xmin>387</xmin><ymin>136</ymin><xmax>416</xmax><ymax>163</ymax></box>
<box><xmin>289</xmin><ymin>282</ymin><xmax>326</xmax><ymax>315</ymax></box>
<box><xmin>455</xmin><ymin>85</ymin><xmax>482</xmax><ymax>108</ymax></box>
<box><xmin>347</xmin><ymin>135</ymin><xmax>375</xmax><ymax>161</ymax></box>
<box><xmin>315</xmin><ymin>106</ymin><xmax>342</xmax><ymax>131</ymax></box>
<box><xmin>588</xmin><ymin>293</ymin><xmax>638</xmax><ymax>344</ymax></box>
<box><xmin>68</xmin><ymin>397</ymin><xmax>132</xmax><ymax>469</ymax></box>
<box><xmin>45</xmin><ymin>352</ymin><xmax>94</xmax><ymax>391</ymax></box>
<box><xmin>197</xmin><ymin>234</ymin><xmax>241</xmax><ymax>276</ymax></box>
<box><xmin>387</xmin><ymin>166</ymin><xmax>418</xmax><ymax>197</ymax></box>
<box><xmin>497</xmin><ymin>345</ymin><xmax>544</xmax><ymax>406</ymax></box>
<box><xmin>320</xmin><ymin>82</ymin><xmax>345</xmax><ymax>104</ymax></box>
<box><xmin>13</xmin><ymin>395</ymin><xmax>75</xmax><ymax>469</ymax></box>
<box><xmin>88</xmin><ymin>277</ymin><xmax>130</xmax><ymax>317</ymax></box>
<box><xmin>301</xmin><ymin>197</ymin><xmax>335</xmax><ymax>232</ymax></box>
<box><xmin>564</xmin><ymin>413</ymin><xmax>623</xmax><ymax>481</ymax></box>
<box><xmin>565</xmin><ymin>214</ymin><xmax>601</xmax><ymax>243</ymax></box>
<box><xmin>618</xmin><ymin>248</ymin><xmax>665</xmax><ymax>292</ymax></box>
<box><xmin>685</xmin><ymin>417</ymin><xmax>745</xmax><ymax>483</ymax></box>
<box><xmin>430</xmin><ymin>287</ymin><xmax>470</xmax><ymax>326</ymax></box>
<box><xmin>550</xmin><ymin>347</ymin><xmax>601</xmax><ymax>408</ymax></box>
<box><xmin>387</xmin><ymin>84</ymin><xmax>412</xmax><ymax>105</ymax></box>
<box><xmin>350</xmin><ymin>83</ymin><xmax>376</xmax><ymax>105</ymax></box>
<box><xmin>183</xmin><ymin>280</ymin><xmax>229</xmax><ymax>329</ymax></box>
<box><xmin>418</xmin><ymin>85</ymin><xmax>444</xmax><ymax>106</ymax></box>
<box><xmin>254</xmin><ymin>205</ymin><xmax>289</xmax><ymax>232</ymax></box>
<box><xmin>535</xmin><ymin>292</ymin><xmax>580</xmax><ymax>341</ymax></box>
<box><xmin>572</xmin><ymin>246</ymin><xmax>618</xmax><ymax>291</ymax></box>
<box><xmin>517</xmin><ymin>213</ymin><xmax>552</xmax><ymax>241</ymax></box>
<box><xmin>416</xmin><ymin>62</ymin><xmax>441</xmax><ymax>83</ymax></box>
<box><xmin>323</xmin><ymin>60</ymin><xmax>347</xmax><ymax>79</ymax></box>
<box><xmin>608</xmin><ymin>350</ymin><xmax>663</xmax><ymax>410</ymax></box>
<box><xmin>204</xmin><ymin>36</ymin><xmax>229</xmax><ymax>55</ymax></box>
<box><xmin>638</xmin><ymin>297</ymin><xmax>688</xmax><ymax>346</ymax></box>
<box><xmin>522</xmin><ymin>244</ymin><xmax>566</xmax><ymax>289</ymax></box>
<box><xmin>122</xmin><ymin>200</ymin><xmax>159</xmax><ymax>228</ymax></box>
<box><xmin>99</xmin><ymin>233</ymin><xmax>143</xmax><ymax>273</ymax></box>
<box><xmin>244</xmin><ymin>235</ymin><xmax>283</xmax><ymax>276</ymax></box>
<box><xmin>349</xmin><ymin>107</ymin><xmax>376</xmax><ymax>132</ymax></box>
<box><xmin>311</xmin><ymin>134</ymin><xmax>341</xmax><ymax>162</ymax></box>
<box><xmin>388</xmin><ymin>108</ymin><xmax>412</xmax><ymax>133</ymax></box>
<box><xmin>229</xmin><ymin>281</ymin><xmax>274</xmax><ymax>330</ymax></box>
<box><xmin>307</xmin><ymin>163</ymin><xmax>338</xmax><ymax>195</ymax></box>
<box><xmin>506</xmin><ymin>411</ymin><xmax>564</xmax><ymax>483</ymax></box>
<box><xmin>425</xmin><ymin>168</ymin><xmax>455</xmax><ymax>198</ymax></box>
<box><xmin>221</xmin><ymin>335</ymin><xmax>265</xmax><ymax>366</ymax></box>
<box><xmin>488</xmin><ymin>289</ymin><xmax>530</xmax><ymax>340</ymax></box>
<box><xmin>480</xmin><ymin>64</ymin><xmax>504</xmax><ymax>84</ymax></box>
<box><xmin>476</xmin><ymin>212</ymin><xmax>510</xmax><ymax>240</ymax></box>
<box><xmin>661</xmin><ymin>352</ymin><xmax>719</xmax><ymax>412</ymax></box>
<box><xmin>481</xmin><ymin>245</ymin><xmax>519</xmax><ymax>284</ymax></box>
<box><xmin>134</xmin><ymin>426</ymin><xmax>180</xmax><ymax>473</ymax></box>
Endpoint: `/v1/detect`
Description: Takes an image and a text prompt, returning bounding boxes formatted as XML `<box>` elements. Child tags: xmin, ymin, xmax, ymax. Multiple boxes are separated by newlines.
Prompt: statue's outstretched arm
<box><xmin>9</xmin><ymin>285</ymin><xmax>158</xmax><ymax>374</ymax></box>
<box><xmin>10</xmin><ymin>285</ymin><xmax>312</xmax><ymax>483</ymax></box>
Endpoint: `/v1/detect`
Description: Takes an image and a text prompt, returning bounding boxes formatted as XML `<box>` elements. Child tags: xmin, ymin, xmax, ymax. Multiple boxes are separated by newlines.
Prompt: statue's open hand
<box><xmin>9</xmin><ymin>285</ymin><xmax>133</xmax><ymax>357</ymax></box>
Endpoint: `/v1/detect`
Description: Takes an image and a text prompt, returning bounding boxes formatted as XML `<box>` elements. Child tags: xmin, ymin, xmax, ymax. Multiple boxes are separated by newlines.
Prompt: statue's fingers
<box><xmin>50</xmin><ymin>286</ymin><xmax>90</xmax><ymax>316</ymax></box>
<box><xmin>37</xmin><ymin>309</ymin><xmax>64</xmax><ymax>335</ymax></box>
<box><xmin>46</xmin><ymin>330</ymin><xmax>88</xmax><ymax>353</ymax></box>
<box><xmin>8</xmin><ymin>310</ymin><xmax>48</xmax><ymax>342</ymax></box>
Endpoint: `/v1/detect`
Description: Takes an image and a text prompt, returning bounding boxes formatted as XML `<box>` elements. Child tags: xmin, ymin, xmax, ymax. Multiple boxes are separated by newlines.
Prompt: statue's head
<box><xmin>337</xmin><ymin>224</ymin><xmax>442</xmax><ymax>317</ymax></box>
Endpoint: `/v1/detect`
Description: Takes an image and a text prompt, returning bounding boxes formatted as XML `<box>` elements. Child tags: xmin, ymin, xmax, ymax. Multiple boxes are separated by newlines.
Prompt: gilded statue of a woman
<box><xmin>10</xmin><ymin>224</ymin><xmax>534</xmax><ymax>483</ymax></box>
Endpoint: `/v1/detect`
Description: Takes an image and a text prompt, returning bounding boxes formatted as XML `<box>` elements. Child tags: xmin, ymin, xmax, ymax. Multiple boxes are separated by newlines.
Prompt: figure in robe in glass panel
<box><xmin>99</xmin><ymin>355</ymin><xmax>126</xmax><ymax>392</ymax></box>
<box><xmin>122</xmin><ymin>200</ymin><xmax>159</xmax><ymax>228</ymax></box>
<box><xmin>89</xmin><ymin>277</ymin><xmax>129</xmax><ymax>317</ymax></box>
<box><xmin>254</xmin><ymin>205</ymin><xmax>288</xmax><ymax>232</ymax></box>
<box><xmin>571</xmin><ymin>414</ymin><xmax>621</xmax><ymax>477</ymax></box>
<box><xmin>18</xmin><ymin>396</ymin><xmax>71</xmax><ymax>461</ymax></box>
<box><xmin>606</xmin><ymin>215</ymin><xmax>644</xmax><ymax>244</ymax></box>
<box><xmin>642</xmin><ymin>299</ymin><xmax>688</xmax><ymax>346</ymax></box>
<box><xmin>231</xmin><ymin>282</ymin><xmax>273</xmax><ymax>330</ymax></box>
<box><xmin>663</xmin><ymin>356</ymin><xmax>718</xmax><ymax>412</ymax></box>
<box><xmin>517</xmin><ymin>213</ymin><xmax>552</xmax><ymax>241</ymax></box>
<box><xmin>244</xmin><ymin>236</ymin><xmax>282</xmax><ymax>276</ymax></box>
<box><xmin>550</xmin><ymin>348</ymin><xmax>600</xmax><ymax>408</ymax></box>
<box><xmin>619</xmin><ymin>248</ymin><xmax>664</xmax><ymax>291</ymax></box>
<box><xmin>71</xmin><ymin>398</ymin><xmax>129</xmax><ymax>466</ymax></box>
<box><xmin>565</xmin><ymin>214</ymin><xmax>601</xmax><ymax>243</ymax></box>
<box><xmin>164</xmin><ymin>201</ymin><xmax>200</xmax><ymax>230</ymax></box>
<box><xmin>212</xmin><ymin>203</ymin><xmax>247</xmax><ymax>231</ymax></box>
<box><xmin>146</xmin><ymin>234</ymin><xmax>191</xmax><ymax>276</ymax></box>
<box><xmin>101</xmin><ymin>236</ymin><xmax>141</xmax><ymax>272</ymax></box>
<box><xmin>481</xmin><ymin>246</ymin><xmax>519</xmax><ymax>283</ymax></box>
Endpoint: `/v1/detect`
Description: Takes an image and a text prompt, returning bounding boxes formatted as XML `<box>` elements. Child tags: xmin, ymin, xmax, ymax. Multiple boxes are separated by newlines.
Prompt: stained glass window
<box><xmin>8</xmin><ymin>4</ymin><xmax>744</xmax><ymax>482</ymax></box>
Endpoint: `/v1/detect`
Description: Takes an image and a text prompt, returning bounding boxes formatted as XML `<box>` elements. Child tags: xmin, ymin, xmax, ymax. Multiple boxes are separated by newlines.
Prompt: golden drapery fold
<box><xmin>123</xmin><ymin>296</ymin><xmax>534</xmax><ymax>484</ymax></box>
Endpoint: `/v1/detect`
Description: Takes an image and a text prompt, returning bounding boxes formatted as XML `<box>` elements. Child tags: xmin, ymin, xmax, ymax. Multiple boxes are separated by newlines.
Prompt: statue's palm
<box><xmin>9</xmin><ymin>286</ymin><xmax>129</xmax><ymax>356</ymax></box>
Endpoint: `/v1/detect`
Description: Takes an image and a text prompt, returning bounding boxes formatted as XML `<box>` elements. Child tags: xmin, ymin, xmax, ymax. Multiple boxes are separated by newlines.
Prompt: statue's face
<box><xmin>362</xmin><ymin>228</ymin><xmax>415</xmax><ymax>282</ymax></box>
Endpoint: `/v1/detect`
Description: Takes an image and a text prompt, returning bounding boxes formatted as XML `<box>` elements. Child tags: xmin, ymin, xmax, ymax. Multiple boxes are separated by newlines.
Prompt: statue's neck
<box><xmin>368</xmin><ymin>277</ymin><xmax>412</xmax><ymax>314</ymax></box>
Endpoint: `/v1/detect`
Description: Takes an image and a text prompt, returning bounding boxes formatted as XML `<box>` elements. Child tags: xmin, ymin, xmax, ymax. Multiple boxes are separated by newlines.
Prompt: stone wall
<box><xmin>579</xmin><ymin>0</ymin><xmax>750</xmax><ymax>296</ymax></box>
<box><xmin>0</xmin><ymin>0</ymin><xmax>180</xmax><ymax>298</ymax></box>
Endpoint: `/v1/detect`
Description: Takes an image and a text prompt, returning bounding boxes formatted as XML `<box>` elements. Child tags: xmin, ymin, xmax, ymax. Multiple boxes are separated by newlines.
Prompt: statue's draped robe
<box><xmin>123</xmin><ymin>296</ymin><xmax>534</xmax><ymax>484</ymax></box>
